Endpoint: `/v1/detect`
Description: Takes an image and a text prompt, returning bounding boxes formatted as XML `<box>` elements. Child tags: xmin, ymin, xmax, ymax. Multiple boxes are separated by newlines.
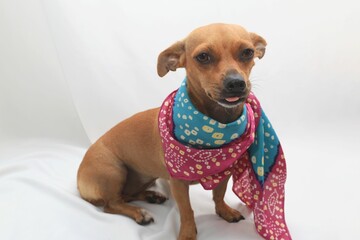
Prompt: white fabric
<box><xmin>1</xmin><ymin>0</ymin><xmax>360</xmax><ymax>239</ymax></box>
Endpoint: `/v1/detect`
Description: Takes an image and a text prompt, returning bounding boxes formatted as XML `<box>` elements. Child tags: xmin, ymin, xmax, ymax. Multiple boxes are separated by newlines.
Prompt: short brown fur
<box><xmin>77</xmin><ymin>23</ymin><xmax>266</xmax><ymax>240</ymax></box>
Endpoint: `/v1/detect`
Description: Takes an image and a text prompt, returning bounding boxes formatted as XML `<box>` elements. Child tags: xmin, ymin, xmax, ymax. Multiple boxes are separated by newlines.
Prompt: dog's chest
<box><xmin>172</xmin><ymin>80</ymin><xmax>247</xmax><ymax>149</ymax></box>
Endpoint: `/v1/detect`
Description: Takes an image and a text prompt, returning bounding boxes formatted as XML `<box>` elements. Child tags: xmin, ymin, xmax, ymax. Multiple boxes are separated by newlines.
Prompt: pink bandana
<box><xmin>158</xmin><ymin>90</ymin><xmax>291</xmax><ymax>240</ymax></box>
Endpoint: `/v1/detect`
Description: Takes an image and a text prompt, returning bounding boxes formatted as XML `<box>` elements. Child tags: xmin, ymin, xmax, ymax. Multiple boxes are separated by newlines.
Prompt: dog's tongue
<box><xmin>225</xmin><ymin>97</ymin><xmax>240</xmax><ymax>103</ymax></box>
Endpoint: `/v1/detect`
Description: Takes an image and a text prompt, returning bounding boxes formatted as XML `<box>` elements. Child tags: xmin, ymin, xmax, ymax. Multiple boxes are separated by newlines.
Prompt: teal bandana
<box><xmin>248</xmin><ymin>109</ymin><xmax>280</xmax><ymax>183</ymax></box>
<box><xmin>173</xmin><ymin>79</ymin><xmax>248</xmax><ymax>149</ymax></box>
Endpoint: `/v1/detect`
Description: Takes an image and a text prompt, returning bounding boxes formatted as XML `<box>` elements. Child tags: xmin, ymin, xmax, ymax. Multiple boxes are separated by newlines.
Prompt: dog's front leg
<box><xmin>170</xmin><ymin>179</ymin><xmax>197</xmax><ymax>240</ymax></box>
<box><xmin>213</xmin><ymin>175</ymin><xmax>244</xmax><ymax>223</ymax></box>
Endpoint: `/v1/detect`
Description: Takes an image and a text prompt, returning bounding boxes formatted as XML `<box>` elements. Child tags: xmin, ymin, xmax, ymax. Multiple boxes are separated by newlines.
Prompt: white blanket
<box><xmin>1</xmin><ymin>0</ymin><xmax>360</xmax><ymax>239</ymax></box>
<box><xmin>0</xmin><ymin>141</ymin><xmax>261</xmax><ymax>240</ymax></box>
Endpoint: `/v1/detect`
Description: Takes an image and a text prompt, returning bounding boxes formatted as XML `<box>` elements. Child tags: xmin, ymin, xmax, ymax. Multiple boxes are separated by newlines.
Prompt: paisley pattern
<box><xmin>158</xmin><ymin>90</ymin><xmax>291</xmax><ymax>240</ymax></box>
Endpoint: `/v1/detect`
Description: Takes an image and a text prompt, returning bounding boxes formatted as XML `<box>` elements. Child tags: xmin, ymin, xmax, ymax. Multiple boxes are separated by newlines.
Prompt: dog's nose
<box><xmin>223</xmin><ymin>74</ymin><xmax>246</xmax><ymax>93</ymax></box>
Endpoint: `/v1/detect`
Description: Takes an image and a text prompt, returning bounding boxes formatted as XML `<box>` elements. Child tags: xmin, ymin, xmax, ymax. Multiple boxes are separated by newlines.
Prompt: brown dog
<box><xmin>77</xmin><ymin>23</ymin><xmax>266</xmax><ymax>240</ymax></box>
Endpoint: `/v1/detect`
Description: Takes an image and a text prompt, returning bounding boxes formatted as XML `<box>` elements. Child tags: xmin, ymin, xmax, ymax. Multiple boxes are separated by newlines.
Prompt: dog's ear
<box><xmin>250</xmin><ymin>33</ymin><xmax>267</xmax><ymax>59</ymax></box>
<box><xmin>157</xmin><ymin>41</ymin><xmax>185</xmax><ymax>77</ymax></box>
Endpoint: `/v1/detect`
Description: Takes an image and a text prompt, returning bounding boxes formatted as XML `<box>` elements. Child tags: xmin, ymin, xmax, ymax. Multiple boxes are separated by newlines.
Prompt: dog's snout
<box><xmin>223</xmin><ymin>74</ymin><xmax>246</xmax><ymax>93</ymax></box>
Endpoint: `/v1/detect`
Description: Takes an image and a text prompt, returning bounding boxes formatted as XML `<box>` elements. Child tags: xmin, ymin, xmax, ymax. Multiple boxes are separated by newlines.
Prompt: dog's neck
<box><xmin>186</xmin><ymin>78</ymin><xmax>244</xmax><ymax>124</ymax></box>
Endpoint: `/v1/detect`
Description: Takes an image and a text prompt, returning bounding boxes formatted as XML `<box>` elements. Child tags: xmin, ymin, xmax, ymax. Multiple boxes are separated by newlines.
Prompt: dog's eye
<box><xmin>195</xmin><ymin>53</ymin><xmax>211</xmax><ymax>64</ymax></box>
<box><xmin>240</xmin><ymin>48</ymin><xmax>254</xmax><ymax>61</ymax></box>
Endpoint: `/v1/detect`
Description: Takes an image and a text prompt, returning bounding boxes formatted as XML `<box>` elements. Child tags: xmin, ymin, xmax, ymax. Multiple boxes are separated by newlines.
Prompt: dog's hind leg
<box><xmin>131</xmin><ymin>190</ymin><xmax>168</xmax><ymax>204</ymax></box>
<box><xmin>122</xmin><ymin>168</ymin><xmax>168</xmax><ymax>204</ymax></box>
<box><xmin>100</xmin><ymin>163</ymin><xmax>156</xmax><ymax>225</ymax></box>
<box><xmin>104</xmin><ymin>199</ymin><xmax>154</xmax><ymax>225</ymax></box>
<box><xmin>98</xmin><ymin>163</ymin><xmax>156</xmax><ymax>225</ymax></box>
<box><xmin>78</xmin><ymin>143</ymin><xmax>154</xmax><ymax>225</ymax></box>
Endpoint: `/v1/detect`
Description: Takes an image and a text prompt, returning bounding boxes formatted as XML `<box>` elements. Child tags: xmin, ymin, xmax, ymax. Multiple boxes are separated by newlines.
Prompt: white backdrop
<box><xmin>1</xmin><ymin>0</ymin><xmax>360</xmax><ymax>239</ymax></box>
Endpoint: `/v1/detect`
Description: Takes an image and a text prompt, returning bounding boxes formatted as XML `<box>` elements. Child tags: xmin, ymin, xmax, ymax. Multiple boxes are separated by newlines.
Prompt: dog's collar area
<box><xmin>172</xmin><ymin>79</ymin><xmax>248</xmax><ymax>149</ymax></box>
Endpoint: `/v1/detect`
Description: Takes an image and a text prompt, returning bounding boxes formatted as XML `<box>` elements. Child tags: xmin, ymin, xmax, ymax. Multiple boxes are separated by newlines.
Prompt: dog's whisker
<box><xmin>249</xmin><ymin>77</ymin><xmax>264</xmax><ymax>91</ymax></box>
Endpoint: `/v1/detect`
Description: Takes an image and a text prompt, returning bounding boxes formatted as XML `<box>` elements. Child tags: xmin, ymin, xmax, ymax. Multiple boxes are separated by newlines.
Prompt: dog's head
<box><xmin>157</xmin><ymin>23</ymin><xmax>266</xmax><ymax>109</ymax></box>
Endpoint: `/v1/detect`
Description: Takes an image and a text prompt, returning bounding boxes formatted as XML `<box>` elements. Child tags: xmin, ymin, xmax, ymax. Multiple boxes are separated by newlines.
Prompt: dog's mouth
<box><xmin>206</xmin><ymin>90</ymin><xmax>249</xmax><ymax>108</ymax></box>
<box><xmin>224</xmin><ymin>97</ymin><xmax>244</xmax><ymax>103</ymax></box>
<box><xmin>218</xmin><ymin>96</ymin><xmax>246</xmax><ymax>107</ymax></box>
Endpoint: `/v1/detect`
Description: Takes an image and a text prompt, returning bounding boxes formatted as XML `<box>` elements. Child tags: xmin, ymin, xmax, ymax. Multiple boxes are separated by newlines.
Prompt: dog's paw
<box><xmin>135</xmin><ymin>209</ymin><xmax>154</xmax><ymax>225</ymax></box>
<box><xmin>177</xmin><ymin>226</ymin><xmax>197</xmax><ymax>240</ymax></box>
<box><xmin>144</xmin><ymin>191</ymin><xmax>168</xmax><ymax>204</ymax></box>
<box><xmin>216</xmin><ymin>204</ymin><xmax>244</xmax><ymax>223</ymax></box>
